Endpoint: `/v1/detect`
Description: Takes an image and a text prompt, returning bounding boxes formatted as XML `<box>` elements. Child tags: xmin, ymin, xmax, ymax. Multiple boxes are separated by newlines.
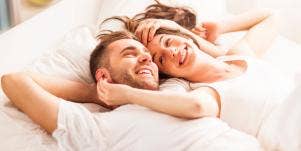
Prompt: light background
<box><xmin>226</xmin><ymin>0</ymin><xmax>301</xmax><ymax>44</ymax></box>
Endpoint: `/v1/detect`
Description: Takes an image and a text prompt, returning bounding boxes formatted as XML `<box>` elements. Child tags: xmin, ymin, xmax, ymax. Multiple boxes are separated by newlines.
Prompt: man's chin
<box><xmin>134</xmin><ymin>78</ymin><xmax>159</xmax><ymax>90</ymax></box>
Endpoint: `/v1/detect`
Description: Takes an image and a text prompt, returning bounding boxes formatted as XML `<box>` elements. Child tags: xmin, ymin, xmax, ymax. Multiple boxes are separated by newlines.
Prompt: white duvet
<box><xmin>0</xmin><ymin>93</ymin><xmax>262</xmax><ymax>151</ymax></box>
<box><xmin>0</xmin><ymin>95</ymin><xmax>57</xmax><ymax>151</ymax></box>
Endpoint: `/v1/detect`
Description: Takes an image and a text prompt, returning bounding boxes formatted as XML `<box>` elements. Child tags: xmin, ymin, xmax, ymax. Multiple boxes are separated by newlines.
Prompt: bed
<box><xmin>0</xmin><ymin>0</ymin><xmax>301</xmax><ymax>150</ymax></box>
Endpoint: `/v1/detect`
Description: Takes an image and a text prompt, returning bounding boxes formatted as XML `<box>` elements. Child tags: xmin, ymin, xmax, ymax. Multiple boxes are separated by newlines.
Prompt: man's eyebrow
<box><xmin>120</xmin><ymin>46</ymin><xmax>137</xmax><ymax>54</ymax></box>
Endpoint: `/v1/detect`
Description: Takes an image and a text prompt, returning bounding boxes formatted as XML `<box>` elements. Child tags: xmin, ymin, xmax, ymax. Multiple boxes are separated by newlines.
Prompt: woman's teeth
<box><xmin>180</xmin><ymin>50</ymin><xmax>186</xmax><ymax>65</ymax></box>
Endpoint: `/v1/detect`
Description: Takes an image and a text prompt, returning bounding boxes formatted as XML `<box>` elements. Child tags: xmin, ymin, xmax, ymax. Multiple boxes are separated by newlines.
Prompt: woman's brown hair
<box><xmin>100</xmin><ymin>0</ymin><xmax>201</xmax><ymax>48</ymax></box>
<box><xmin>102</xmin><ymin>0</ymin><xmax>197</xmax><ymax>33</ymax></box>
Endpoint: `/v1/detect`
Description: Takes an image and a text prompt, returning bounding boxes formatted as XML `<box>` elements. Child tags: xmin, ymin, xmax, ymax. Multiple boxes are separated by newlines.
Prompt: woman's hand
<box><xmin>192</xmin><ymin>22</ymin><xmax>222</xmax><ymax>43</ymax></box>
<box><xmin>135</xmin><ymin>19</ymin><xmax>181</xmax><ymax>46</ymax></box>
<box><xmin>96</xmin><ymin>79</ymin><xmax>131</xmax><ymax>106</ymax></box>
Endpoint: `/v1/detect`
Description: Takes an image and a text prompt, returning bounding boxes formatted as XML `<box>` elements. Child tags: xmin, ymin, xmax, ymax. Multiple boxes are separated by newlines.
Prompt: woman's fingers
<box><xmin>97</xmin><ymin>80</ymin><xmax>108</xmax><ymax>100</ymax></box>
<box><xmin>148</xmin><ymin>23</ymin><xmax>160</xmax><ymax>42</ymax></box>
<box><xmin>141</xmin><ymin>25</ymin><xmax>151</xmax><ymax>46</ymax></box>
<box><xmin>192</xmin><ymin>28</ymin><xmax>206</xmax><ymax>38</ymax></box>
<box><xmin>135</xmin><ymin>24</ymin><xmax>144</xmax><ymax>42</ymax></box>
<box><xmin>195</xmin><ymin>25</ymin><xmax>207</xmax><ymax>32</ymax></box>
<box><xmin>135</xmin><ymin>19</ymin><xmax>162</xmax><ymax>46</ymax></box>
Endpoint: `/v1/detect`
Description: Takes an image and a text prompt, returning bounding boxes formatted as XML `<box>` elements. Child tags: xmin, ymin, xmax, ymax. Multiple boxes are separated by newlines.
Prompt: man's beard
<box><xmin>110</xmin><ymin>68</ymin><xmax>159</xmax><ymax>90</ymax></box>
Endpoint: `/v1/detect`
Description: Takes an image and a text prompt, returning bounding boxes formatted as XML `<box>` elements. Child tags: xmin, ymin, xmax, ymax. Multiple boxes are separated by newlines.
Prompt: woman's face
<box><xmin>146</xmin><ymin>34</ymin><xmax>198</xmax><ymax>77</ymax></box>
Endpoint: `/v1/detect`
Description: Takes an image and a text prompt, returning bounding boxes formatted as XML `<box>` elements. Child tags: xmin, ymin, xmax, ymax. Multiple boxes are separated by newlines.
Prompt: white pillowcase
<box><xmin>25</xmin><ymin>26</ymin><xmax>97</xmax><ymax>84</ymax></box>
<box><xmin>97</xmin><ymin>0</ymin><xmax>227</xmax><ymax>31</ymax></box>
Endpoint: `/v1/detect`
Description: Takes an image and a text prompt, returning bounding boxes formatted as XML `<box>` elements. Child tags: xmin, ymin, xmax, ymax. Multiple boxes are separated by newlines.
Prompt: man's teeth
<box><xmin>138</xmin><ymin>69</ymin><xmax>151</xmax><ymax>74</ymax></box>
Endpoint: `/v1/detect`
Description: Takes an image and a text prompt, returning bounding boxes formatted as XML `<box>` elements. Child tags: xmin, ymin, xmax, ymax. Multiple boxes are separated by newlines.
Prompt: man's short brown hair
<box><xmin>89</xmin><ymin>30</ymin><xmax>138</xmax><ymax>82</ymax></box>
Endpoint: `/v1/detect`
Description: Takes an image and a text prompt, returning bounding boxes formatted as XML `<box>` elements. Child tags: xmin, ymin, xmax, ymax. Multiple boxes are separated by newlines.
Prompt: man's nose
<box><xmin>138</xmin><ymin>53</ymin><xmax>152</xmax><ymax>63</ymax></box>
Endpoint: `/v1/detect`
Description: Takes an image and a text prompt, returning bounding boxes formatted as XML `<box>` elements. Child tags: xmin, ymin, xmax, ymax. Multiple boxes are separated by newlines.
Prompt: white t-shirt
<box><xmin>52</xmin><ymin>100</ymin><xmax>261</xmax><ymax>150</ymax></box>
<box><xmin>160</xmin><ymin>55</ymin><xmax>294</xmax><ymax>136</ymax></box>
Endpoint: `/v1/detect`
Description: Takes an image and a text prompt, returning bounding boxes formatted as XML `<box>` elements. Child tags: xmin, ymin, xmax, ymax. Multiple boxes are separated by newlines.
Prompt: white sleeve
<box><xmin>159</xmin><ymin>78</ymin><xmax>191</xmax><ymax>92</ymax></box>
<box><xmin>52</xmin><ymin>100</ymin><xmax>108</xmax><ymax>151</ymax></box>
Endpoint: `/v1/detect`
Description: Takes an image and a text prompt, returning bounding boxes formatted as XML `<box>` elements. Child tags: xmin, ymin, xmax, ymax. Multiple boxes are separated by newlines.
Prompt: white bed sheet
<box><xmin>0</xmin><ymin>93</ymin><xmax>262</xmax><ymax>151</ymax></box>
<box><xmin>1</xmin><ymin>32</ymin><xmax>300</xmax><ymax>150</ymax></box>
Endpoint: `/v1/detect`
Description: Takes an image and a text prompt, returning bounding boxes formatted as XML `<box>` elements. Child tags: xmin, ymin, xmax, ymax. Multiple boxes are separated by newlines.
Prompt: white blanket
<box><xmin>0</xmin><ymin>95</ymin><xmax>57</xmax><ymax>150</ymax></box>
<box><xmin>258</xmin><ymin>81</ymin><xmax>301</xmax><ymax>151</ymax></box>
<box><xmin>0</xmin><ymin>94</ymin><xmax>262</xmax><ymax>151</ymax></box>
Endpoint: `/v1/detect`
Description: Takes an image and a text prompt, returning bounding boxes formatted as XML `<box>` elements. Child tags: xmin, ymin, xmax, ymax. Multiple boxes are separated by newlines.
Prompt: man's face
<box><xmin>107</xmin><ymin>39</ymin><xmax>159</xmax><ymax>90</ymax></box>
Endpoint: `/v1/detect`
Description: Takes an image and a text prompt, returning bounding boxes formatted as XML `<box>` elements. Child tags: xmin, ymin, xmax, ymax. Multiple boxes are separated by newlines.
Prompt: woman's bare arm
<box><xmin>226</xmin><ymin>9</ymin><xmax>279</xmax><ymax>57</ymax></box>
<box><xmin>130</xmin><ymin>87</ymin><xmax>219</xmax><ymax>118</ymax></box>
<box><xmin>96</xmin><ymin>79</ymin><xmax>219</xmax><ymax>119</ymax></box>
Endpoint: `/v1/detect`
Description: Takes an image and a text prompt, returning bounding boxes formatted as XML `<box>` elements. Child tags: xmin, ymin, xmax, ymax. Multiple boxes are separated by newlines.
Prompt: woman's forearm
<box><xmin>125</xmin><ymin>87</ymin><xmax>213</xmax><ymax>119</ymax></box>
<box><xmin>219</xmin><ymin>9</ymin><xmax>274</xmax><ymax>34</ymax></box>
<box><xmin>180</xmin><ymin>27</ymin><xmax>227</xmax><ymax>57</ymax></box>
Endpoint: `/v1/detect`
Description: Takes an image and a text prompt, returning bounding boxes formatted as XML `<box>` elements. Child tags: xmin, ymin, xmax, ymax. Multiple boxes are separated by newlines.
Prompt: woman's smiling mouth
<box><xmin>179</xmin><ymin>47</ymin><xmax>188</xmax><ymax>66</ymax></box>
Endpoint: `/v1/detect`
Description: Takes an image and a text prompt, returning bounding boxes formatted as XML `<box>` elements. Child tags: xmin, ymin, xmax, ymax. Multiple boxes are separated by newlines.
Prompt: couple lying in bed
<box><xmin>1</xmin><ymin>1</ymin><xmax>290</xmax><ymax>150</ymax></box>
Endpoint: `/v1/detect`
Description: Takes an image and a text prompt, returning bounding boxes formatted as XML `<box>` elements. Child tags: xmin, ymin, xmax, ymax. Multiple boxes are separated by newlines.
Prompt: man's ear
<box><xmin>95</xmin><ymin>68</ymin><xmax>112</xmax><ymax>82</ymax></box>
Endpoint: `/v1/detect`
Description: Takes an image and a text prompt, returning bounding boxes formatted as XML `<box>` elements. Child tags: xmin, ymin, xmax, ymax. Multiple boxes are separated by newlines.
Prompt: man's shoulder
<box><xmin>159</xmin><ymin>78</ymin><xmax>191</xmax><ymax>92</ymax></box>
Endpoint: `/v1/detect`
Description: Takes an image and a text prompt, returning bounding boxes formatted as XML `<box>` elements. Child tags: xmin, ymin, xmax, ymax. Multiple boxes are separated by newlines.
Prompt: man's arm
<box><xmin>23</xmin><ymin>72</ymin><xmax>98</xmax><ymax>103</ymax></box>
<box><xmin>1</xmin><ymin>73</ymin><xmax>59</xmax><ymax>133</ymax></box>
<box><xmin>1</xmin><ymin>72</ymin><xmax>101</xmax><ymax>133</ymax></box>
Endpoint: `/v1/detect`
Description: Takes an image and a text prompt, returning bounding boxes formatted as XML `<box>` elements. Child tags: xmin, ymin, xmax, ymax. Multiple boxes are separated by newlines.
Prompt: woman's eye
<box><xmin>165</xmin><ymin>38</ymin><xmax>171</xmax><ymax>47</ymax></box>
<box><xmin>159</xmin><ymin>56</ymin><xmax>164</xmax><ymax>65</ymax></box>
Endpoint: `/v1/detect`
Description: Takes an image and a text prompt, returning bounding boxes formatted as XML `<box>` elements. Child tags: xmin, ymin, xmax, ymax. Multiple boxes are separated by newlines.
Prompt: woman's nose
<box><xmin>169</xmin><ymin>47</ymin><xmax>177</xmax><ymax>57</ymax></box>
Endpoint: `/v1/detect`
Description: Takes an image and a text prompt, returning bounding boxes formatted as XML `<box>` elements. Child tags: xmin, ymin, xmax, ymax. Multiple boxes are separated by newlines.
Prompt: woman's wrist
<box><xmin>123</xmin><ymin>86</ymin><xmax>136</xmax><ymax>104</ymax></box>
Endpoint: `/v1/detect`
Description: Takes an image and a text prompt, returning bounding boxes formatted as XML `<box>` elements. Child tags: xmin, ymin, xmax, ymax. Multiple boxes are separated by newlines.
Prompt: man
<box><xmin>1</xmin><ymin>31</ymin><xmax>261</xmax><ymax>150</ymax></box>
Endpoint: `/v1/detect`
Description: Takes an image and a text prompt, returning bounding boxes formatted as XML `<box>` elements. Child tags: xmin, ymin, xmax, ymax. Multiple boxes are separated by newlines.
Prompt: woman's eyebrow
<box><xmin>153</xmin><ymin>52</ymin><xmax>157</xmax><ymax>61</ymax></box>
<box><xmin>159</xmin><ymin>35</ymin><xmax>164</xmax><ymax>45</ymax></box>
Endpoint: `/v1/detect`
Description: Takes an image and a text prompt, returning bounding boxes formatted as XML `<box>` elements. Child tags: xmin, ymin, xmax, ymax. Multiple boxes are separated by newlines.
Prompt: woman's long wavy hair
<box><xmin>100</xmin><ymin>0</ymin><xmax>201</xmax><ymax>48</ymax></box>
<box><xmin>102</xmin><ymin>0</ymin><xmax>197</xmax><ymax>32</ymax></box>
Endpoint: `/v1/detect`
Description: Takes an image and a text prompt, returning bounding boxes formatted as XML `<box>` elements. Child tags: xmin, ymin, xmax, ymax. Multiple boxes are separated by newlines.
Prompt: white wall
<box><xmin>225</xmin><ymin>0</ymin><xmax>301</xmax><ymax>44</ymax></box>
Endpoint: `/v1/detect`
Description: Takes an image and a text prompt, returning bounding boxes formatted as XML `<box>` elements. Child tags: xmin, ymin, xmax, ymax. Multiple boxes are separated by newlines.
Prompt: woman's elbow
<box><xmin>186</xmin><ymin>99</ymin><xmax>219</xmax><ymax>119</ymax></box>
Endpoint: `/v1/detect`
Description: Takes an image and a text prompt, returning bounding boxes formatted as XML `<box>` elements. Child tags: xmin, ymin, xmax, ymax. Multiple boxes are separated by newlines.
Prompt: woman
<box><xmin>105</xmin><ymin>0</ymin><xmax>227</xmax><ymax>58</ymax></box>
<box><xmin>98</xmin><ymin>3</ymin><xmax>294</xmax><ymax>137</ymax></box>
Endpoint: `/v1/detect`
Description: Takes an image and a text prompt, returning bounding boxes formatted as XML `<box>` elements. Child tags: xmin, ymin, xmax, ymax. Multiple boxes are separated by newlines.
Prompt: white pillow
<box><xmin>97</xmin><ymin>0</ymin><xmax>227</xmax><ymax>31</ymax></box>
<box><xmin>25</xmin><ymin>26</ymin><xmax>97</xmax><ymax>83</ymax></box>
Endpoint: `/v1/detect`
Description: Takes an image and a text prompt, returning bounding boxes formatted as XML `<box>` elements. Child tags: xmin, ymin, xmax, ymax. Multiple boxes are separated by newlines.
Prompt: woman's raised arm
<box><xmin>225</xmin><ymin>9</ymin><xmax>279</xmax><ymax>57</ymax></box>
